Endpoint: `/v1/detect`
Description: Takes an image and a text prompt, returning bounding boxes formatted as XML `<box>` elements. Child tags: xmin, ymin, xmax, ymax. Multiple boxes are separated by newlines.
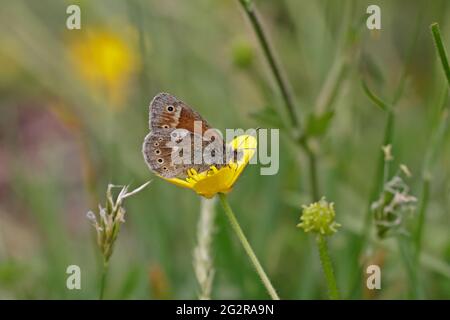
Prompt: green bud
<box><xmin>297</xmin><ymin>198</ymin><xmax>340</xmax><ymax>236</ymax></box>
<box><xmin>232</xmin><ymin>39</ymin><xmax>255</xmax><ymax>69</ymax></box>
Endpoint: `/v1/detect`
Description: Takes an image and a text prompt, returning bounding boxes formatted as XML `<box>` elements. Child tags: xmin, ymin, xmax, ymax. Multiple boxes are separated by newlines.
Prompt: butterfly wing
<box><xmin>149</xmin><ymin>92</ymin><xmax>212</xmax><ymax>133</ymax></box>
<box><xmin>143</xmin><ymin>129</ymin><xmax>188</xmax><ymax>178</ymax></box>
<box><xmin>143</xmin><ymin>129</ymin><xmax>214</xmax><ymax>178</ymax></box>
<box><xmin>145</xmin><ymin>92</ymin><xmax>232</xmax><ymax>179</ymax></box>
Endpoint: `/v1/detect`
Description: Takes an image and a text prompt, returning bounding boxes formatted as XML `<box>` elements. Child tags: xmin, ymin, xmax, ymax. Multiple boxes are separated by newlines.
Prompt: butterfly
<box><xmin>142</xmin><ymin>93</ymin><xmax>241</xmax><ymax>179</ymax></box>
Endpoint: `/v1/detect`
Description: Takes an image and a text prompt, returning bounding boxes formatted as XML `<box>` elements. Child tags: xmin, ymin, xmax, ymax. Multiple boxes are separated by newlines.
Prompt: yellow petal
<box><xmin>160</xmin><ymin>176</ymin><xmax>194</xmax><ymax>189</ymax></box>
<box><xmin>229</xmin><ymin>135</ymin><xmax>257</xmax><ymax>186</ymax></box>
<box><xmin>191</xmin><ymin>166</ymin><xmax>235</xmax><ymax>198</ymax></box>
<box><xmin>192</xmin><ymin>135</ymin><xmax>257</xmax><ymax>197</ymax></box>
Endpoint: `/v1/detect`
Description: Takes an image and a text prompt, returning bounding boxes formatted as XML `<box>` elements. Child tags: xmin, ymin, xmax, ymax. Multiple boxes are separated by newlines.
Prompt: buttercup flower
<box><xmin>161</xmin><ymin>135</ymin><xmax>257</xmax><ymax>198</ymax></box>
<box><xmin>68</xmin><ymin>28</ymin><xmax>139</xmax><ymax>108</ymax></box>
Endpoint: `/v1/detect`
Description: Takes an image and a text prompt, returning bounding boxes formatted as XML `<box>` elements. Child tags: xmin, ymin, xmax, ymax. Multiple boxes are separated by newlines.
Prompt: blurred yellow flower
<box><xmin>161</xmin><ymin>135</ymin><xmax>257</xmax><ymax>198</ymax></box>
<box><xmin>68</xmin><ymin>29</ymin><xmax>139</xmax><ymax>108</ymax></box>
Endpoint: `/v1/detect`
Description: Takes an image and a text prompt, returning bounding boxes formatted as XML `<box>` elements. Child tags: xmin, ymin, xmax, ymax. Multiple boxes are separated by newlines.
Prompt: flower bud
<box><xmin>297</xmin><ymin>198</ymin><xmax>340</xmax><ymax>236</ymax></box>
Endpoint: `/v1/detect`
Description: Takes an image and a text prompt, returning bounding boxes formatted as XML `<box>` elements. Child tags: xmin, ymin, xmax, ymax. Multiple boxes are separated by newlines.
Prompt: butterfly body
<box><xmin>143</xmin><ymin>93</ymin><xmax>240</xmax><ymax>179</ymax></box>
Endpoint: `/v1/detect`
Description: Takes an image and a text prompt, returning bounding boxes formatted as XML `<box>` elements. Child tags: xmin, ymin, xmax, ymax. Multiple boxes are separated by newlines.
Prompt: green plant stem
<box><xmin>415</xmin><ymin>178</ymin><xmax>430</xmax><ymax>259</ymax></box>
<box><xmin>362</xmin><ymin>110</ymin><xmax>395</xmax><ymax>243</ymax></box>
<box><xmin>218</xmin><ymin>193</ymin><xmax>280</xmax><ymax>300</ymax></box>
<box><xmin>415</xmin><ymin>108</ymin><xmax>449</xmax><ymax>257</ymax></box>
<box><xmin>237</xmin><ymin>0</ymin><xmax>321</xmax><ymax>201</ymax></box>
<box><xmin>397</xmin><ymin>235</ymin><xmax>422</xmax><ymax>299</ymax></box>
<box><xmin>421</xmin><ymin>25</ymin><xmax>450</xmax><ymax>257</ymax></box>
<box><xmin>431</xmin><ymin>23</ymin><xmax>450</xmax><ymax>86</ymax></box>
<box><xmin>307</xmin><ymin>150</ymin><xmax>320</xmax><ymax>201</ymax></box>
<box><xmin>99</xmin><ymin>259</ymin><xmax>109</xmax><ymax>300</ymax></box>
<box><xmin>316</xmin><ymin>234</ymin><xmax>340</xmax><ymax>299</ymax></box>
<box><xmin>238</xmin><ymin>0</ymin><xmax>299</xmax><ymax>129</ymax></box>
<box><xmin>411</xmin><ymin>22</ymin><xmax>450</xmax><ymax>292</ymax></box>
<box><xmin>412</xmin><ymin>90</ymin><xmax>449</xmax><ymax>295</ymax></box>
<box><xmin>194</xmin><ymin>198</ymin><xmax>216</xmax><ymax>300</ymax></box>
<box><xmin>411</xmin><ymin>172</ymin><xmax>431</xmax><ymax>298</ymax></box>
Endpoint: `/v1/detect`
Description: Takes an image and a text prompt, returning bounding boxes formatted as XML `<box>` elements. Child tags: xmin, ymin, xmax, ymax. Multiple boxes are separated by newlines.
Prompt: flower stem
<box><xmin>99</xmin><ymin>259</ymin><xmax>109</xmax><ymax>300</ymax></box>
<box><xmin>194</xmin><ymin>198</ymin><xmax>216</xmax><ymax>300</ymax></box>
<box><xmin>306</xmin><ymin>149</ymin><xmax>320</xmax><ymax>201</ymax></box>
<box><xmin>218</xmin><ymin>193</ymin><xmax>280</xmax><ymax>300</ymax></box>
<box><xmin>415</xmin><ymin>177</ymin><xmax>430</xmax><ymax>262</ymax></box>
<box><xmin>316</xmin><ymin>234</ymin><xmax>339</xmax><ymax>299</ymax></box>
<box><xmin>397</xmin><ymin>235</ymin><xmax>422</xmax><ymax>299</ymax></box>
<box><xmin>431</xmin><ymin>23</ymin><xmax>450</xmax><ymax>87</ymax></box>
<box><xmin>237</xmin><ymin>0</ymin><xmax>299</xmax><ymax>130</ymax></box>
<box><xmin>237</xmin><ymin>0</ymin><xmax>321</xmax><ymax>202</ymax></box>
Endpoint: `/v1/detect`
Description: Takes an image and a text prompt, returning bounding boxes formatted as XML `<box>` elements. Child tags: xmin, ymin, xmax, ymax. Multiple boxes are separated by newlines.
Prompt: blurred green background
<box><xmin>0</xmin><ymin>0</ymin><xmax>449</xmax><ymax>299</ymax></box>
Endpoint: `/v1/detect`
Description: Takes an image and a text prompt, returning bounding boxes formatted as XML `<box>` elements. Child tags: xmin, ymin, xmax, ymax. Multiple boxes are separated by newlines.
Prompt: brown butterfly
<box><xmin>142</xmin><ymin>93</ymin><xmax>241</xmax><ymax>179</ymax></box>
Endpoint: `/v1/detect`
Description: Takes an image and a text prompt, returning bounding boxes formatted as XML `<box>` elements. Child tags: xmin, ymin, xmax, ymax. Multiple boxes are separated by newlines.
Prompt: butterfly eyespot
<box><xmin>163</xmin><ymin>166</ymin><xmax>168</xmax><ymax>171</ymax></box>
<box><xmin>166</xmin><ymin>105</ymin><xmax>175</xmax><ymax>112</ymax></box>
<box><xmin>211</xmin><ymin>150</ymin><xmax>216</xmax><ymax>157</ymax></box>
<box><xmin>157</xmin><ymin>158</ymin><xmax>164</xmax><ymax>164</ymax></box>
<box><xmin>154</xmin><ymin>142</ymin><xmax>159</xmax><ymax>147</ymax></box>
<box><xmin>210</xmin><ymin>136</ymin><xmax>215</xmax><ymax>142</ymax></box>
<box><xmin>158</xmin><ymin>138</ymin><xmax>163</xmax><ymax>142</ymax></box>
<box><xmin>155</xmin><ymin>149</ymin><xmax>161</xmax><ymax>155</ymax></box>
<box><xmin>162</xmin><ymin>125</ymin><xmax>170</xmax><ymax>129</ymax></box>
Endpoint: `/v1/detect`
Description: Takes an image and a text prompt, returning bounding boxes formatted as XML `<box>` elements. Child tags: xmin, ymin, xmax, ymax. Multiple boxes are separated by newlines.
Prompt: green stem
<box><xmin>397</xmin><ymin>235</ymin><xmax>422</xmax><ymax>299</ymax></box>
<box><xmin>412</xmin><ymin>88</ymin><xmax>449</xmax><ymax>294</ymax></box>
<box><xmin>237</xmin><ymin>0</ymin><xmax>320</xmax><ymax>201</ymax></box>
<box><xmin>238</xmin><ymin>0</ymin><xmax>299</xmax><ymax>130</ymax></box>
<box><xmin>194</xmin><ymin>198</ymin><xmax>216</xmax><ymax>300</ymax></box>
<box><xmin>307</xmin><ymin>150</ymin><xmax>320</xmax><ymax>201</ymax></box>
<box><xmin>415</xmin><ymin>100</ymin><xmax>449</xmax><ymax>258</ymax></box>
<box><xmin>316</xmin><ymin>234</ymin><xmax>340</xmax><ymax>299</ymax></box>
<box><xmin>218</xmin><ymin>193</ymin><xmax>280</xmax><ymax>300</ymax></box>
<box><xmin>415</xmin><ymin>178</ymin><xmax>430</xmax><ymax>263</ymax></box>
<box><xmin>431</xmin><ymin>23</ymin><xmax>450</xmax><ymax>87</ymax></box>
<box><xmin>99</xmin><ymin>260</ymin><xmax>109</xmax><ymax>300</ymax></box>
<box><xmin>410</xmin><ymin>23</ymin><xmax>450</xmax><ymax>294</ymax></box>
<box><xmin>420</xmin><ymin>25</ymin><xmax>450</xmax><ymax>257</ymax></box>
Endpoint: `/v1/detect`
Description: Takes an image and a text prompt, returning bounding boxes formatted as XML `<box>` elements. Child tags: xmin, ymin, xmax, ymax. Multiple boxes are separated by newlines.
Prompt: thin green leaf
<box><xmin>361</xmin><ymin>79</ymin><xmax>388</xmax><ymax>111</ymax></box>
<box><xmin>305</xmin><ymin>111</ymin><xmax>335</xmax><ymax>137</ymax></box>
<box><xmin>431</xmin><ymin>23</ymin><xmax>450</xmax><ymax>87</ymax></box>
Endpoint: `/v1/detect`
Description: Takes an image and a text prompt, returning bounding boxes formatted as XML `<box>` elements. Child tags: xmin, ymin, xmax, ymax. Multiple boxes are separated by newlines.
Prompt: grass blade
<box><xmin>431</xmin><ymin>23</ymin><xmax>450</xmax><ymax>87</ymax></box>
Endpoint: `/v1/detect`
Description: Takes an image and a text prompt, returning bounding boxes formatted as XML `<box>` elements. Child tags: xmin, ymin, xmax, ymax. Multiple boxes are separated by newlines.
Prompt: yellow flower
<box><xmin>161</xmin><ymin>135</ymin><xmax>257</xmax><ymax>198</ymax></box>
<box><xmin>67</xmin><ymin>28</ymin><xmax>139</xmax><ymax>108</ymax></box>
